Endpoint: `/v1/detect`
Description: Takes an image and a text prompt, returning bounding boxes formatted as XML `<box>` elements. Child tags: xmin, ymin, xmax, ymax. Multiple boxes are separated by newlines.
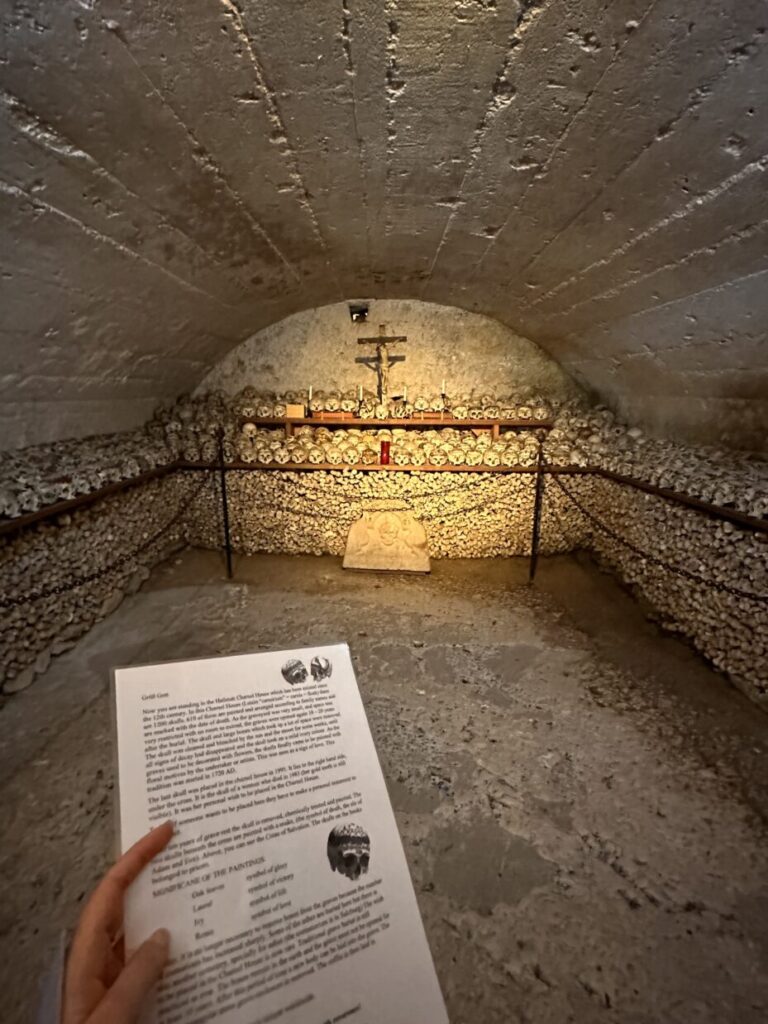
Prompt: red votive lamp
<box><xmin>380</xmin><ymin>440</ymin><xmax>391</xmax><ymax>465</ymax></box>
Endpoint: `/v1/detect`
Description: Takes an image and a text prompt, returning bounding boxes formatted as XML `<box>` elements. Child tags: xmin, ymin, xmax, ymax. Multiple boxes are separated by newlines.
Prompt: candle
<box><xmin>441</xmin><ymin>378</ymin><xmax>446</xmax><ymax>394</ymax></box>
<box><xmin>308</xmin><ymin>385</ymin><xmax>313</xmax><ymax>402</ymax></box>
<box><xmin>358</xmin><ymin>384</ymin><xmax>363</xmax><ymax>400</ymax></box>
<box><xmin>403</xmin><ymin>385</ymin><xmax>408</xmax><ymax>400</ymax></box>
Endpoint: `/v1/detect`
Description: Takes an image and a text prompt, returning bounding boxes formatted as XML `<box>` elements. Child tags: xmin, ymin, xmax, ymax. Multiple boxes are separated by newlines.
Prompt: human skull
<box><xmin>311</xmin><ymin>656</ymin><xmax>333</xmax><ymax>681</ymax></box>
<box><xmin>200</xmin><ymin>439</ymin><xmax>217</xmax><ymax>462</ymax></box>
<box><xmin>281</xmin><ymin>659</ymin><xmax>308</xmax><ymax>685</ymax></box>
<box><xmin>327</xmin><ymin>824</ymin><xmax>370</xmax><ymax>881</ymax></box>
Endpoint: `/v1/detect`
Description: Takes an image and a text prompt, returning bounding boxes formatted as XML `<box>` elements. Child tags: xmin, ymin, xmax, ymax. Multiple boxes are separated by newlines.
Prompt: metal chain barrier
<box><xmin>9</xmin><ymin>458</ymin><xmax>763</xmax><ymax>604</ymax></box>
<box><xmin>0</xmin><ymin>473</ymin><xmax>210</xmax><ymax>610</ymax></box>
<box><xmin>238</xmin><ymin>474</ymin><xmax>531</xmax><ymax>523</ymax></box>
<box><xmin>545</xmin><ymin>467</ymin><xmax>767</xmax><ymax>604</ymax></box>
<box><xmin>245</xmin><ymin>495</ymin><xmax>528</xmax><ymax>523</ymax></box>
<box><xmin>275</xmin><ymin>473</ymin><xmax>521</xmax><ymax>505</ymax></box>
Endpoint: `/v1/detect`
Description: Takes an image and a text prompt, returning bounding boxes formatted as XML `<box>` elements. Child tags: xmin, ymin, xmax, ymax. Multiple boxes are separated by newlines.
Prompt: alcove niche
<box><xmin>0</xmin><ymin>299</ymin><xmax>765</xmax><ymax>707</ymax></box>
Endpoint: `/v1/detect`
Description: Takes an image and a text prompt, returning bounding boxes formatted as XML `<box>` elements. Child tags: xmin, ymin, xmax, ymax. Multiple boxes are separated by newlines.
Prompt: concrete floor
<box><xmin>1</xmin><ymin>550</ymin><xmax>766</xmax><ymax>1024</ymax></box>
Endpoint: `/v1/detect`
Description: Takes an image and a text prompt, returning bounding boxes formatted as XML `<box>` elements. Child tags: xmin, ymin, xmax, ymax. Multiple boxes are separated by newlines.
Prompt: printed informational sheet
<box><xmin>113</xmin><ymin>644</ymin><xmax>448</xmax><ymax>1024</ymax></box>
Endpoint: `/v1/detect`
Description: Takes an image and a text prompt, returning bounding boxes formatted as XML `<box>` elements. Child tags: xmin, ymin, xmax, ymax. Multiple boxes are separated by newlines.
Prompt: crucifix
<box><xmin>355</xmin><ymin>324</ymin><xmax>407</xmax><ymax>403</ymax></box>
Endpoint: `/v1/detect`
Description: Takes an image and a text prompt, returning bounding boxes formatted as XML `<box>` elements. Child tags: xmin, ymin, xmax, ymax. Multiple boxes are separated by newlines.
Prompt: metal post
<box><xmin>217</xmin><ymin>429</ymin><xmax>233</xmax><ymax>579</ymax></box>
<box><xmin>528</xmin><ymin>440</ymin><xmax>545</xmax><ymax>582</ymax></box>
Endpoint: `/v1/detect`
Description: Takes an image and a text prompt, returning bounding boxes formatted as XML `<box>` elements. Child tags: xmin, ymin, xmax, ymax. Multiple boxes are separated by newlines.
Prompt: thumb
<box><xmin>91</xmin><ymin>929</ymin><xmax>171</xmax><ymax>1024</ymax></box>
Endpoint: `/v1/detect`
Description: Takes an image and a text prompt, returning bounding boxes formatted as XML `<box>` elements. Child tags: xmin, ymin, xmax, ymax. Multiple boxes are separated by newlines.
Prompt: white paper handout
<box><xmin>113</xmin><ymin>643</ymin><xmax>449</xmax><ymax>1024</ymax></box>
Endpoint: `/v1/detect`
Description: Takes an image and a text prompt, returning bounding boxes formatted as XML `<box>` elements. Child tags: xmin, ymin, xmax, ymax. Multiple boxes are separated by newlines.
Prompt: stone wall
<box><xmin>199</xmin><ymin>300</ymin><xmax>580</xmax><ymax>404</ymax></box>
<box><xmin>5</xmin><ymin>4</ymin><xmax>767</xmax><ymax>452</ymax></box>
<box><xmin>0</xmin><ymin>473</ymin><xmax>194</xmax><ymax>694</ymax></box>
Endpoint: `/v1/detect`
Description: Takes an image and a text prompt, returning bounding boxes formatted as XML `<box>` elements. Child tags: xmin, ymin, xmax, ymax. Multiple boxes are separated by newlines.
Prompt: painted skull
<box><xmin>281</xmin><ymin>659</ymin><xmax>308</xmax><ymax>685</ymax></box>
<box><xmin>327</xmin><ymin>824</ymin><xmax>371</xmax><ymax>881</ymax></box>
<box><xmin>310</xmin><ymin>656</ymin><xmax>333</xmax><ymax>681</ymax></box>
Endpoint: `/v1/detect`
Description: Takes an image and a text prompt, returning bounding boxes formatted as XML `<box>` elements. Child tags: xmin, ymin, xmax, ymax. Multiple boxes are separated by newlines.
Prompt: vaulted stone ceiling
<box><xmin>2</xmin><ymin>1</ymin><xmax>767</xmax><ymax>450</ymax></box>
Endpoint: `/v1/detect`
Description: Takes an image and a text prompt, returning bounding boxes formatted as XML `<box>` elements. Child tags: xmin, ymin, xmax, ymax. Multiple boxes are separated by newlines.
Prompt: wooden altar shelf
<box><xmin>244</xmin><ymin>416</ymin><xmax>553</xmax><ymax>440</ymax></box>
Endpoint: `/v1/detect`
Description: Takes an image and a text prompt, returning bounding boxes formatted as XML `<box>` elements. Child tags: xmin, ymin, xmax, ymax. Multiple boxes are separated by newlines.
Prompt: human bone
<box><xmin>1</xmin><ymin>386</ymin><xmax>766</xmax><ymax>709</ymax></box>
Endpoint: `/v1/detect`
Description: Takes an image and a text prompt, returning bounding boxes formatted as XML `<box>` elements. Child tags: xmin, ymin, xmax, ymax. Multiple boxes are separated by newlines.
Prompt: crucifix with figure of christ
<box><xmin>356</xmin><ymin>324</ymin><xmax>407</xmax><ymax>403</ymax></box>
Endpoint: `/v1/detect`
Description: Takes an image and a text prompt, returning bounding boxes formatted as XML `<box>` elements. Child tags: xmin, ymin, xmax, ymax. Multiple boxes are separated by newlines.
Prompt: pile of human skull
<box><xmin>232</xmin><ymin>425</ymin><xmax>545</xmax><ymax>468</ymax></box>
<box><xmin>556</xmin><ymin>472</ymin><xmax>767</xmax><ymax>707</ymax></box>
<box><xmin>548</xmin><ymin>400</ymin><xmax>768</xmax><ymax>519</ymax></box>
<box><xmin>543</xmin><ymin>405</ymin><xmax>767</xmax><ymax>704</ymax></box>
<box><xmin>0</xmin><ymin>474</ymin><xmax>190</xmax><ymax>695</ymax></box>
<box><xmin>2</xmin><ymin>383</ymin><xmax>765</xmax><ymax>706</ymax></box>
<box><xmin>184</xmin><ymin>468</ymin><xmax>583</xmax><ymax>559</ymax></box>
<box><xmin>0</xmin><ymin>428</ymin><xmax>174</xmax><ymax>519</ymax></box>
<box><xmin>3</xmin><ymin>388</ymin><xmax>765</xmax><ymax>526</ymax></box>
<box><xmin>215</xmin><ymin>385</ymin><xmax>555</xmax><ymax>422</ymax></box>
<box><xmin>151</xmin><ymin>387</ymin><xmax>554</xmax><ymax>463</ymax></box>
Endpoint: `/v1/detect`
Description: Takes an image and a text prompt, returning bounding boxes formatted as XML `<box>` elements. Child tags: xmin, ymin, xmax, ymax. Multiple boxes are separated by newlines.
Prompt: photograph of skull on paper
<box><xmin>327</xmin><ymin>824</ymin><xmax>371</xmax><ymax>882</ymax></box>
<box><xmin>281</xmin><ymin>658</ymin><xmax>308</xmax><ymax>685</ymax></box>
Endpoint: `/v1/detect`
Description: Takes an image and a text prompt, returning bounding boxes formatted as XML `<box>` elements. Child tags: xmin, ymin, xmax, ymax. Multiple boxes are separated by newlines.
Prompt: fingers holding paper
<box><xmin>62</xmin><ymin>821</ymin><xmax>175</xmax><ymax>1024</ymax></box>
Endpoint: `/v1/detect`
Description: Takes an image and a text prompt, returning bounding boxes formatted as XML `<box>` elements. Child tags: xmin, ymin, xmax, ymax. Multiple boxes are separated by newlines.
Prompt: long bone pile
<box><xmin>1</xmin><ymin>385</ymin><xmax>765</xmax><ymax>707</ymax></box>
<box><xmin>554</xmin><ymin>473</ymin><xmax>768</xmax><ymax>707</ymax></box>
<box><xmin>0</xmin><ymin>474</ymin><xmax>190</xmax><ymax>694</ymax></box>
<box><xmin>184</xmin><ymin>469</ymin><xmax>582</xmax><ymax>559</ymax></box>
<box><xmin>548</xmin><ymin>400</ymin><xmax>767</xmax><ymax>519</ymax></box>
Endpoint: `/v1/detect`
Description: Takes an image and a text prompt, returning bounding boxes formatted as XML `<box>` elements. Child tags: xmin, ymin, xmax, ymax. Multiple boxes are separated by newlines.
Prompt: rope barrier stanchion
<box><xmin>217</xmin><ymin>429</ymin><xmax>233</xmax><ymax>580</ymax></box>
<box><xmin>529</xmin><ymin>441</ymin><xmax>545</xmax><ymax>582</ymax></box>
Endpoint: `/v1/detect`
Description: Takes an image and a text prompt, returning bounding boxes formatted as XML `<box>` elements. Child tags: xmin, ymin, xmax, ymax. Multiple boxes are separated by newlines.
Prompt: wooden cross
<box><xmin>356</xmin><ymin>324</ymin><xmax>407</xmax><ymax>403</ymax></box>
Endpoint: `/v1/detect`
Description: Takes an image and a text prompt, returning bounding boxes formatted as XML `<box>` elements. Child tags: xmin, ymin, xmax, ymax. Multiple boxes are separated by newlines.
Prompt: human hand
<box><xmin>62</xmin><ymin>821</ymin><xmax>174</xmax><ymax>1024</ymax></box>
